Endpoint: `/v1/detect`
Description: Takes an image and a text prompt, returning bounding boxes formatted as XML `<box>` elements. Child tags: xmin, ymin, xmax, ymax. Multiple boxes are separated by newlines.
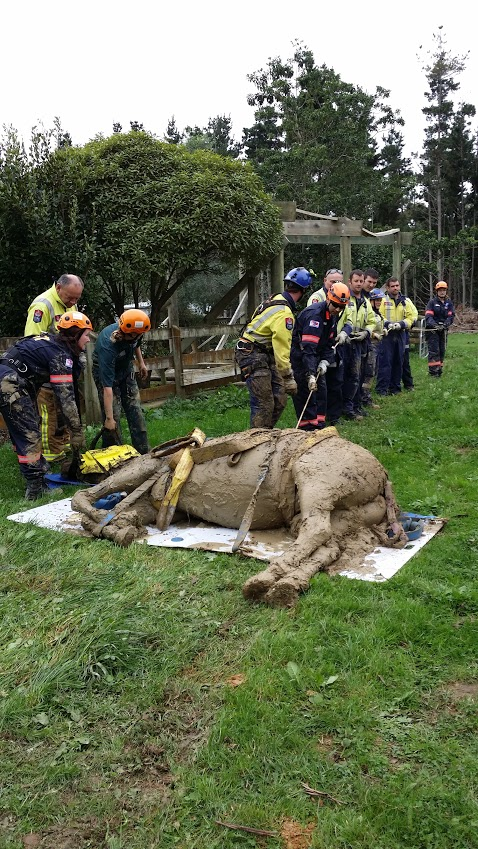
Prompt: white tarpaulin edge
<box><xmin>7</xmin><ymin>498</ymin><xmax>445</xmax><ymax>583</ymax></box>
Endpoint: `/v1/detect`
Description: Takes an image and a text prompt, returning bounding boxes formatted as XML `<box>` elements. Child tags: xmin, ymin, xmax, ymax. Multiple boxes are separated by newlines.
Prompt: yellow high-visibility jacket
<box><xmin>242</xmin><ymin>293</ymin><xmax>296</xmax><ymax>375</ymax></box>
<box><xmin>307</xmin><ymin>287</ymin><xmax>326</xmax><ymax>306</ymax></box>
<box><xmin>344</xmin><ymin>295</ymin><xmax>376</xmax><ymax>336</ymax></box>
<box><xmin>379</xmin><ymin>294</ymin><xmax>417</xmax><ymax>330</ymax></box>
<box><xmin>24</xmin><ymin>284</ymin><xmax>72</xmax><ymax>336</ymax></box>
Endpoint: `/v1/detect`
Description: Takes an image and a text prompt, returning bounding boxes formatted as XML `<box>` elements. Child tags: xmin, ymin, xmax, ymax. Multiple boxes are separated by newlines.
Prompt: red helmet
<box><xmin>118</xmin><ymin>309</ymin><xmax>151</xmax><ymax>334</ymax></box>
<box><xmin>57</xmin><ymin>311</ymin><xmax>93</xmax><ymax>331</ymax></box>
<box><xmin>328</xmin><ymin>282</ymin><xmax>350</xmax><ymax>307</ymax></box>
<box><xmin>435</xmin><ymin>281</ymin><xmax>448</xmax><ymax>291</ymax></box>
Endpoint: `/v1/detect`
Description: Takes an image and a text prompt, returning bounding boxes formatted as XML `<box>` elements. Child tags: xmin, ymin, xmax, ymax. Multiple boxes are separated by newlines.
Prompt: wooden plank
<box><xmin>139</xmin><ymin>373</ymin><xmax>239</xmax><ymax>404</ymax></box>
<box><xmin>170</xmin><ymin>324</ymin><xmax>185</xmax><ymax>398</ymax></box>
<box><xmin>148</xmin><ymin>324</ymin><xmax>243</xmax><ymax>342</ymax></box>
<box><xmin>284</xmin><ymin>219</ymin><xmax>364</xmax><ymax>237</ymax></box>
<box><xmin>282</xmin><ymin>233</ymin><xmax>413</xmax><ymax>246</ymax></box>
<box><xmin>295</xmin><ymin>208</ymin><xmax>338</xmax><ymax>221</ymax></box>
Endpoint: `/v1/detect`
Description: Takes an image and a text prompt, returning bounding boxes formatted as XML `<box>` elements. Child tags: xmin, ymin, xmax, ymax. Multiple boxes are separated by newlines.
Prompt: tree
<box><xmin>242</xmin><ymin>43</ymin><xmax>413</xmax><ymax>229</ymax></box>
<box><xmin>59</xmin><ymin>132</ymin><xmax>283</xmax><ymax>327</ymax></box>
<box><xmin>164</xmin><ymin>116</ymin><xmax>183</xmax><ymax>145</ymax></box>
<box><xmin>0</xmin><ymin>124</ymin><xmax>89</xmax><ymax>335</ymax></box>
<box><xmin>182</xmin><ymin>115</ymin><xmax>240</xmax><ymax>158</ymax></box>
<box><xmin>420</xmin><ymin>29</ymin><xmax>469</xmax><ymax>280</ymax></box>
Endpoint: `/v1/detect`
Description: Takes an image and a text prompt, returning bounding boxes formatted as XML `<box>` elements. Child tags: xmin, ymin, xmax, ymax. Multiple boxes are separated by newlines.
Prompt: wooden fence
<box><xmin>1</xmin><ymin>323</ymin><xmax>243</xmax><ymax>426</ymax></box>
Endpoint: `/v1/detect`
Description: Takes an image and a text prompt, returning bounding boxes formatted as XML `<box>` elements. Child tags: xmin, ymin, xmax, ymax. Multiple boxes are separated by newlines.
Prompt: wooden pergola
<box><xmin>270</xmin><ymin>202</ymin><xmax>413</xmax><ymax>291</ymax></box>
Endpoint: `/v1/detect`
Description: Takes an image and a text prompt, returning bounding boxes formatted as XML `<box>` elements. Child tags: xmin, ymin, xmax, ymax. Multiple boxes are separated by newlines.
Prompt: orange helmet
<box><xmin>57</xmin><ymin>311</ymin><xmax>93</xmax><ymax>331</ymax></box>
<box><xmin>118</xmin><ymin>309</ymin><xmax>151</xmax><ymax>334</ymax></box>
<box><xmin>328</xmin><ymin>282</ymin><xmax>350</xmax><ymax>307</ymax></box>
<box><xmin>435</xmin><ymin>281</ymin><xmax>448</xmax><ymax>290</ymax></box>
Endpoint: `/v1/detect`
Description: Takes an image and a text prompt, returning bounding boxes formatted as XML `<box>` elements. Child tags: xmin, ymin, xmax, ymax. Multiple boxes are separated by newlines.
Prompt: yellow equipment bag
<box><xmin>79</xmin><ymin>445</ymin><xmax>140</xmax><ymax>478</ymax></box>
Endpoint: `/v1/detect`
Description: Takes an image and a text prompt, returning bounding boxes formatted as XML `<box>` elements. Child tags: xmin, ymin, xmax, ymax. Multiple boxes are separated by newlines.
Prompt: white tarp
<box><xmin>7</xmin><ymin>498</ymin><xmax>445</xmax><ymax>583</ymax></box>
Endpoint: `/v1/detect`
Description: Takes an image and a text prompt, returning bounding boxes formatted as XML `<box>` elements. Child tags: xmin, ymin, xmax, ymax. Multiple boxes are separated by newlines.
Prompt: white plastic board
<box><xmin>7</xmin><ymin>498</ymin><xmax>445</xmax><ymax>583</ymax></box>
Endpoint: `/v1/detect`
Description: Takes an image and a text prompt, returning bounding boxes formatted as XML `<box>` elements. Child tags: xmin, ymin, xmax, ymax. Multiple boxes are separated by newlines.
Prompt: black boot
<box><xmin>24</xmin><ymin>480</ymin><xmax>49</xmax><ymax>501</ymax></box>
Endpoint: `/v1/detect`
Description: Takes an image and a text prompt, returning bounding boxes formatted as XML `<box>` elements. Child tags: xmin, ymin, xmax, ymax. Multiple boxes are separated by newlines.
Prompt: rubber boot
<box><xmin>24</xmin><ymin>479</ymin><xmax>49</xmax><ymax>501</ymax></box>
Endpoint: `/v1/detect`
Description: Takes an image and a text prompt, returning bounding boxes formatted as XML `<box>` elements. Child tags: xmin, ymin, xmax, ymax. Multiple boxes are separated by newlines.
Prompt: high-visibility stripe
<box><xmin>49</xmin><ymin>374</ymin><xmax>73</xmax><ymax>383</ymax></box>
<box><xmin>18</xmin><ymin>453</ymin><xmax>41</xmax><ymax>463</ymax></box>
<box><xmin>425</xmin><ymin>310</ymin><xmax>434</xmax><ymax>315</ymax></box>
<box><xmin>299</xmin><ymin>417</ymin><xmax>320</xmax><ymax>426</ymax></box>
<box><xmin>428</xmin><ymin>361</ymin><xmax>442</xmax><ymax>366</ymax></box>
<box><xmin>302</xmin><ymin>334</ymin><xmax>320</xmax><ymax>343</ymax></box>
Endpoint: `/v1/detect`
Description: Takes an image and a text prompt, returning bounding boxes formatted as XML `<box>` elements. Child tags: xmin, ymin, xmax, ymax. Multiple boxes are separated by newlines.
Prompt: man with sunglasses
<box><xmin>307</xmin><ymin>268</ymin><xmax>343</xmax><ymax>306</ymax></box>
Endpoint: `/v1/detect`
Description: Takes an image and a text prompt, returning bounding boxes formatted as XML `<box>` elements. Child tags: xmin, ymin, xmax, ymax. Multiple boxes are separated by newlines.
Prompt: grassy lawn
<box><xmin>0</xmin><ymin>334</ymin><xmax>477</xmax><ymax>849</ymax></box>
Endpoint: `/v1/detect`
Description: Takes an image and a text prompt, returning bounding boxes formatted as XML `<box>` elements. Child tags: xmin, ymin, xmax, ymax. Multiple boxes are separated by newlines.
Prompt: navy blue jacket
<box><xmin>290</xmin><ymin>301</ymin><xmax>337</xmax><ymax>376</ymax></box>
<box><xmin>425</xmin><ymin>297</ymin><xmax>455</xmax><ymax>329</ymax></box>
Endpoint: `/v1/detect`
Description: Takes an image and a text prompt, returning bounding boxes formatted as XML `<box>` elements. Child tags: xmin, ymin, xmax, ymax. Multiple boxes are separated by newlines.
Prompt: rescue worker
<box><xmin>24</xmin><ymin>274</ymin><xmax>85</xmax><ymax>462</ymax></box>
<box><xmin>234</xmin><ymin>267</ymin><xmax>311</xmax><ymax>428</ymax></box>
<box><xmin>93</xmin><ymin>309</ymin><xmax>151</xmax><ymax>454</ymax></box>
<box><xmin>425</xmin><ymin>281</ymin><xmax>455</xmax><ymax>377</ymax></box>
<box><xmin>361</xmin><ymin>268</ymin><xmax>380</xmax><ymax>408</ymax></box>
<box><xmin>307</xmin><ymin>269</ymin><xmax>346</xmax><ymax>425</ymax></box>
<box><xmin>341</xmin><ymin>270</ymin><xmax>376</xmax><ymax>421</ymax></box>
<box><xmin>307</xmin><ymin>268</ymin><xmax>343</xmax><ymax>306</ymax></box>
<box><xmin>290</xmin><ymin>282</ymin><xmax>350</xmax><ymax>430</ymax></box>
<box><xmin>361</xmin><ymin>288</ymin><xmax>388</xmax><ymax>400</ymax></box>
<box><xmin>0</xmin><ymin>312</ymin><xmax>91</xmax><ymax>499</ymax></box>
<box><xmin>376</xmin><ymin>277</ymin><xmax>417</xmax><ymax>396</ymax></box>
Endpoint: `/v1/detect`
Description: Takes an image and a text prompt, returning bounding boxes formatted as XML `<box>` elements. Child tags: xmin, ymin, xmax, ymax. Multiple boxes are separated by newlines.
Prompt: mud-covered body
<box><xmin>72</xmin><ymin>428</ymin><xmax>404</xmax><ymax>606</ymax></box>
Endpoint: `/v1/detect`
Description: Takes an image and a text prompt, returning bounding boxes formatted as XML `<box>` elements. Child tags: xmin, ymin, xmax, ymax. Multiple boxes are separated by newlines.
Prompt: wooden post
<box><xmin>392</xmin><ymin>232</ymin><xmax>402</xmax><ymax>280</ymax></box>
<box><xmin>83</xmin><ymin>341</ymin><xmax>102</xmax><ymax>425</ymax></box>
<box><xmin>340</xmin><ymin>236</ymin><xmax>352</xmax><ymax>285</ymax></box>
<box><xmin>270</xmin><ymin>250</ymin><xmax>284</xmax><ymax>293</ymax></box>
<box><xmin>247</xmin><ymin>271</ymin><xmax>259</xmax><ymax>316</ymax></box>
<box><xmin>170</xmin><ymin>324</ymin><xmax>185</xmax><ymax>397</ymax></box>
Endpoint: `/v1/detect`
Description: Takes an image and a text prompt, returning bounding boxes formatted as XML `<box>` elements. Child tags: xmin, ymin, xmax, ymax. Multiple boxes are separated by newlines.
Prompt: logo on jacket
<box><xmin>33</xmin><ymin>309</ymin><xmax>43</xmax><ymax>323</ymax></box>
<box><xmin>309</xmin><ymin>320</ymin><xmax>320</xmax><ymax>328</ymax></box>
<box><xmin>285</xmin><ymin>317</ymin><xmax>293</xmax><ymax>330</ymax></box>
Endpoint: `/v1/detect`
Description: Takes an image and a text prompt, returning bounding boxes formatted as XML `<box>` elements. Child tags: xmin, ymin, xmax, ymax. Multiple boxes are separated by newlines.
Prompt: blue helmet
<box><xmin>369</xmin><ymin>288</ymin><xmax>384</xmax><ymax>299</ymax></box>
<box><xmin>284</xmin><ymin>267</ymin><xmax>312</xmax><ymax>289</ymax></box>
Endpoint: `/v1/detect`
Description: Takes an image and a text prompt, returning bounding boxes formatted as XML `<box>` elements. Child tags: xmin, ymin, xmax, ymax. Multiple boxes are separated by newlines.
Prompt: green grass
<box><xmin>0</xmin><ymin>334</ymin><xmax>477</xmax><ymax>848</ymax></box>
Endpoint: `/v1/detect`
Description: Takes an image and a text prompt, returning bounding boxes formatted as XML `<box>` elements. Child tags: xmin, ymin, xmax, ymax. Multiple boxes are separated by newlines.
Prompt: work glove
<box><xmin>283</xmin><ymin>375</ymin><xmax>298</xmax><ymax>396</ymax></box>
<box><xmin>352</xmin><ymin>330</ymin><xmax>368</xmax><ymax>342</ymax></box>
<box><xmin>307</xmin><ymin>374</ymin><xmax>317</xmax><ymax>392</ymax></box>
<box><xmin>317</xmin><ymin>359</ymin><xmax>329</xmax><ymax>377</ymax></box>
<box><xmin>389</xmin><ymin>322</ymin><xmax>402</xmax><ymax>331</ymax></box>
<box><xmin>336</xmin><ymin>330</ymin><xmax>349</xmax><ymax>346</ymax></box>
<box><xmin>372</xmin><ymin>331</ymin><xmax>382</xmax><ymax>341</ymax></box>
<box><xmin>436</xmin><ymin>323</ymin><xmax>446</xmax><ymax>332</ymax></box>
<box><xmin>70</xmin><ymin>430</ymin><xmax>86</xmax><ymax>451</ymax></box>
<box><xmin>381</xmin><ymin>327</ymin><xmax>389</xmax><ymax>336</ymax></box>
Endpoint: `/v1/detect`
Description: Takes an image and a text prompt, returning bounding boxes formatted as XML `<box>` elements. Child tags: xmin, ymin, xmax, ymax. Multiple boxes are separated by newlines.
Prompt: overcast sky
<box><xmin>2</xmin><ymin>0</ymin><xmax>476</xmax><ymax>161</ymax></box>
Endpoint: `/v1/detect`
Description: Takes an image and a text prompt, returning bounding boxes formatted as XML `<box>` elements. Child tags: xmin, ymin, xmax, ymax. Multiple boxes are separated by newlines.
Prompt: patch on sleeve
<box><xmin>55</xmin><ymin>315</ymin><xmax>62</xmax><ymax>323</ymax></box>
<box><xmin>33</xmin><ymin>309</ymin><xmax>43</xmax><ymax>323</ymax></box>
<box><xmin>65</xmin><ymin>358</ymin><xmax>74</xmax><ymax>368</ymax></box>
<box><xmin>285</xmin><ymin>317</ymin><xmax>293</xmax><ymax>331</ymax></box>
<box><xmin>309</xmin><ymin>320</ymin><xmax>320</xmax><ymax>328</ymax></box>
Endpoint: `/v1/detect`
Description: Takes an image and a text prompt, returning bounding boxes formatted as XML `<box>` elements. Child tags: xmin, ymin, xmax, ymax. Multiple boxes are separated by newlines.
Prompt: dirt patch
<box><xmin>449</xmin><ymin>306</ymin><xmax>478</xmax><ymax>332</ymax></box>
<box><xmin>316</xmin><ymin>734</ymin><xmax>334</xmax><ymax>753</ymax></box>
<box><xmin>22</xmin><ymin>817</ymin><xmax>104</xmax><ymax>849</ymax></box>
<box><xmin>446</xmin><ymin>681</ymin><xmax>478</xmax><ymax>701</ymax></box>
<box><xmin>281</xmin><ymin>819</ymin><xmax>316</xmax><ymax>849</ymax></box>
